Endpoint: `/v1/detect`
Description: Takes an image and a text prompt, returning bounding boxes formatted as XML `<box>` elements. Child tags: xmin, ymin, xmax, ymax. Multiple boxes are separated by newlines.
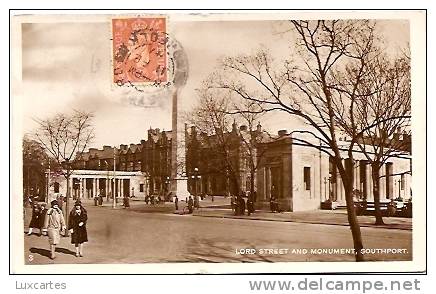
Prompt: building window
<box><xmin>304</xmin><ymin>167</ymin><xmax>311</xmax><ymax>190</ymax></box>
<box><xmin>139</xmin><ymin>184</ymin><xmax>144</xmax><ymax>192</ymax></box>
<box><xmin>401</xmin><ymin>174</ymin><xmax>405</xmax><ymax>190</ymax></box>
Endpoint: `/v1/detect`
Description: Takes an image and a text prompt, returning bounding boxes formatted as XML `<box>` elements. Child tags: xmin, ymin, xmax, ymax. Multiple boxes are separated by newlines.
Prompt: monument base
<box><xmin>172</xmin><ymin>178</ymin><xmax>190</xmax><ymax>200</ymax></box>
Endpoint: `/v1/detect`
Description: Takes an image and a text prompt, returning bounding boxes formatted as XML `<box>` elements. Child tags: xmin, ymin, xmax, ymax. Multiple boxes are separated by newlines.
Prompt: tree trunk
<box><xmin>250</xmin><ymin>169</ymin><xmax>255</xmax><ymax>197</ymax></box>
<box><xmin>371</xmin><ymin>163</ymin><xmax>384</xmax><ymax>225</ymax></box>
<box><xmin>343</xmin><ymin>178</ymin><xmax>364</xmax><ymax>261</ymax></box>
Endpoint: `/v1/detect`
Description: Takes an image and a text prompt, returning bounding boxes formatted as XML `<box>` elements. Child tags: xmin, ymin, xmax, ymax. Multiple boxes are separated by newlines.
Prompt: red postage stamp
<box><xmin>112</xmin><ymin>17</ymin><xmax>167</xmax><ymax>85</ymax></box>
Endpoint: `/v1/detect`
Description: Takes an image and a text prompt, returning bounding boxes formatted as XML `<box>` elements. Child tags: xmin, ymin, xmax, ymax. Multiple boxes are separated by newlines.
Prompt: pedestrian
<box><xmin>247</xmin><ymin>198</ymin><xmax>254</xmax><ymax>216</ymax></box>
<box><xmin>27</xmin><ymin>203</ymin><xmax>41</xmax><ymax>236</ymax></box>
<box><xmin>56</xmin><ymin>194</ymin><xmax>64</xmax><ymax>212</ymax></box>
<box><xmin>42</xmin><ymin>200</ymin><xmax>66</xmax><ymax>259</ymax></box>
<box><xmin>151</xmin><ymin>195</ymin><xmax>155</xmax><ymax>205</ymax></box>
<box><xmin>194</xmin><ymin>195</ymin><xmax>199</xmax><ymax>210</ymax></box>
<box><xmin>93</xmin><ymin>194</ymin><xmax>98</xmax><ymax>206</ymax></box>
<box><xmin>231</xmin><ymin>195</ymin><xmax>236</xmax><ymax>214</ymax></box>
<box><xmin>211</xmin><ymin>194</ymin><xmax>214</xmax><ymax>202</ymax></box>
<box><xmin>98</xmin><ymin>194</ymin><xmax>103</xmax><ymax>206</ymax></box>
<box><xmin>188</xmin><ymin>195</ymin><xmax>194</xmax><ymax>214</ymax></box>
<box><xmin>239</xmin><ymin>194</ymin><xmax>246</xmax><ymax>215</ymax></box>
<box><xmin>39</xmin><ymin>203</ymin><xmax>48</xmax><ymax>235</ymax></box>
<box><xmin>68</xmin><ymin>200</ymin><xmax>88</xmax><ymax>257</ymax></box>
<box><xmin>174</xmin><ymin>195</ymin><xmax>179</xmax><ymax>211</ymax></box>
<box><xmin>145</xmin><ymin>195</ymin><xmax>149</xmax><ymax>204</ymax></box>
<box><xmin>123</xmin><ymin>195</ymin><xmax>130</xmax><ymax>208</ymax></box>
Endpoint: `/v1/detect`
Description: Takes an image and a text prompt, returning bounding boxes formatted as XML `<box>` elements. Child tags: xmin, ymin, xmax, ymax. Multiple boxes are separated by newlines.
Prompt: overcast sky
<box><xmin>19</xmin><ymin>17</ymin><xmax>409</xmax><ymax>148</ymax></box>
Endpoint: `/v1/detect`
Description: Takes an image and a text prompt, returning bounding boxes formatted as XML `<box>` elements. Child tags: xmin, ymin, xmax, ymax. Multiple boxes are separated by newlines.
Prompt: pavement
<box><xmin>23</xmin><ymin>201</ymin><xmax>412</xmax><ymax>265</ymax></box>
<box><xmin>192</xmin><ymin>208</ymin><xmax>412</xmax><ymax>231</ymax></box>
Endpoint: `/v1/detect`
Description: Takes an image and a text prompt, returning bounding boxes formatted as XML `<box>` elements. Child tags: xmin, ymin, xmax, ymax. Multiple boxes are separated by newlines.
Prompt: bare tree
<box><xmin>186</xmin><ymin>89</ymin><xmax>241</xmax><ymax>194</ymax></box>
<box><xmin>206</xmin><ymin>20</ymin><xmax>394</xmax><ymax>261</ymax></box>
<box><xmin>32</xmin><ymin>110</ymin><xmax>95</xmax><ymax>234</ymax></box>
<box><xmin>334</xmin><ymin>52</ymin><xmax>411</xmax><ymax>224</ymax></box>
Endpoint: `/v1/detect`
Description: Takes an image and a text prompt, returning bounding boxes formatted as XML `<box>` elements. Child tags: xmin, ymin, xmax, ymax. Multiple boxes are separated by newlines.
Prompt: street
<box><xmin>23</xmin><ymin>201</ymin><xmax>412</xmax><ymax>264</ymax></box>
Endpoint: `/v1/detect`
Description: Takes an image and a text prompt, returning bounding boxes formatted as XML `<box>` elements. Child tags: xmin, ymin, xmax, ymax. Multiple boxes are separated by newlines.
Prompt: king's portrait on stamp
<box><xmin>10</xmin><ymin>11</ymin><xmax>426</xmax><ymax>274</ymax></box>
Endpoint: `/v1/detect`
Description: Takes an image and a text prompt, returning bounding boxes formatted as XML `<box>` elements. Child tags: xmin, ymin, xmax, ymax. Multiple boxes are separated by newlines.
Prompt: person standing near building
<box><xmin>27</xmin><ymin>203</ymin><xmax>41</xmax><ymax>236</ymax></box>
<box><xmin>188</xmin><ymin>195</ymin><xmax>194</xmax><ymax>214</ymax></box>
<box><xmin>42</xmin><ymin>200</ymin><xmax>66</xmax><ymax>260</ymax></box>
<box><xmin>38</xmin><ymin>203</ymin><xmax>48</xmax><ymax>235</ymax></box>
<box><xmin>68</xmin><ymin>200</ymin><xmax>88</xmax><ymax>257</ymax></box>
<box><xmin>174</xmin><ymin>195</ymin><xmax>179</xmax><ymax>211</ymax></box>
<box><xmin>231</xmin><ymin>194</ymin><xmax>236</xmax><ymax>214</ymax></box>
<box><xmin>56</xmin><ymin>194</ymin><xmax>64</xmax><ymax>212</ymax></box>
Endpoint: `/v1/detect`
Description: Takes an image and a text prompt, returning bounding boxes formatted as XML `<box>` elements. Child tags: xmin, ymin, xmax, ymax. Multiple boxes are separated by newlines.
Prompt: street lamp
<box><xmin>192</xmin><ymin>167</ymin><xmax>201</xmax><ymax>199</ymax></box>
<box><xmin>61</xmin><ymin>158</ymin><xmax>71</xmax><ymax>237</ymax></box>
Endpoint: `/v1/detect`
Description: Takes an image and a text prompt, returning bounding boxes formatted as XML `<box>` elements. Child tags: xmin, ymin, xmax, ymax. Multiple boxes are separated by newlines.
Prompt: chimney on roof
<box><xmin>278</xmin><ymin>129</ymin><xmax>287</xmax><ymax>137</ymax></box>
<box><xmin>120</xmin><ymin>144</ymin><xmax>127</xmax><ymax>150</ymax></box>
<box><xmin>103</xmin><ymin>145</ymin><xmax>112</xmax><ymax>151</ymax></box>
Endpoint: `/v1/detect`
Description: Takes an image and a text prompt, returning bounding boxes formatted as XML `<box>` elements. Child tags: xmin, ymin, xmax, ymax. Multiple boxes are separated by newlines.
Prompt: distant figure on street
<box><xmin>56</xmin><ymin>194</ymin><xmax>64</xmax><ymax>212</ymax></box>
<box><xmin>247</xmin><ymin>197</ymin><xmax>254</xmax><ymax>216</ymax></box>
<box><xmin>238</xmin><ymin>192</ymin><xmax>246</xmax><ymax>215</ymax></box>
<box><xmin>94</xmin><ymin>194</ymin><xmax>99</xmax><ymax>206</ymax></box>
<box><xmin>145</xmin><ymin>195</ymin><xmax>150</xmax><ymax>204</ymax></box>
<box><xmin>174</xmin><ymin>195</ymin><xmax>179</xmax><ymax>211</ymax></box>
<box><xmin>188</xmin><ymin>196</ymin><xmax>194</xmax><ymax>214</ymax></box>
<box><xmin>123</xmin><ymin>195</ymin><xmax>130</xmax><ymax>208</ymax></box>
<box><xmin>68</xmin><ymin>200</ymin><xmax>88</xmax><ymax>257</ymax></box>
<box><xmin>194</xmin><ymin>195</ymin><xmax>200</xmax><ymax>209</ymax></box>
<box><xmin>98</xmin><ymin>194</ymin><xmax>103</xmax><ymax>206</ymax></box>
<box><xmin>39</xmin><ymin>203</ymin><xmax>48</xmax><ymax>235</ymax></box>
<box><xmin>231</xmin><ymin>195</ymin><xmax>236</xmax><ymax>214</ymax></box>
<box><xmin>27</xmin><ymin>203</ymin><xmax>41</xmax><ymax>236</ymax></box>
<box><xmin>42</xmin><ymin>200</ymin><xmax>66</xmax><ymax>260</ymax></box>
<box><xmin>151</xmin><ymin>195</ymin><xmax>155</xmax><ymax>205</ymax></box>
<box><xmin>211</xmin><ymin>194</ymin><xmax>214</xmax><ymax>202</ymax></box>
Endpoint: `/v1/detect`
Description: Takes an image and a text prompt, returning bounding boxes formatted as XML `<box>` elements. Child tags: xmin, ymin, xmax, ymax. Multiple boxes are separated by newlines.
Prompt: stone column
<box><xmin>79</xmin><ymin>178</ymin><xmax>83</xmax><ymax>200</ymax></box>
<box><xmin>170</xmin><ymin>88</ymin><xmax>189</xmax><ymax>199</ymax></box>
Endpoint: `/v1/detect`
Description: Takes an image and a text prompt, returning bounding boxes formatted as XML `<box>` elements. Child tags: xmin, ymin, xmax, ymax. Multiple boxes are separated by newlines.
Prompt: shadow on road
<box><xmin>29</xmin><ymin>247</ymin><xmax>76</xmax><ymax>258</ymax></box>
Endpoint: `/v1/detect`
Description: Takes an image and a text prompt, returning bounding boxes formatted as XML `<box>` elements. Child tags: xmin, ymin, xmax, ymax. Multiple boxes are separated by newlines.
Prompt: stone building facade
<box><xmin>255</xmin><ymin>131</ymin><xmax>412</xmax><ymax>212</ymax></box>
<box><xmin>47</xmin><ymin>128</ymin><xmax>172</xmax><ymax>201</ymax></box>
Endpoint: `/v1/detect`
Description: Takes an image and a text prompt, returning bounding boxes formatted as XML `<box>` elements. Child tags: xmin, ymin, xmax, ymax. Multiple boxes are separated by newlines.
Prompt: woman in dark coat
<box><xmin>68</xmin><ymin>200</ymin><xmax>88</xmax><ymax>257</ymax></box>
<box><xmin>27</xmin><ymin>203</ymin><xmax>41</xmax><ymax>236</ymax></box>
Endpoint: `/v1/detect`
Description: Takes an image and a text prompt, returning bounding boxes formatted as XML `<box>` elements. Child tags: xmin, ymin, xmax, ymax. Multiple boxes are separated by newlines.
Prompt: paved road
<box><xmin>23</xmin><ymin>203</ymin><xmax>412</xmax><ymax>264</ymax></box>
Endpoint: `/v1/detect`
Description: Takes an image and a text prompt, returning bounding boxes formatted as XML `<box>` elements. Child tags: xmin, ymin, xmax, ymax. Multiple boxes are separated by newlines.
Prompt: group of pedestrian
<box><xmin>231</xmin><ymin>191</ymin><xmax>256</xmax><ymax>216</ymax></box>
<box><xmin>144</xmin><ymin>195</ymin><xmax>162</xmax><ymax>205</ymax></box>
<box><xmin>93</xmin><ymin>194</ymin><xmax>104</xmax><ymax>206</ymax></box>
<box><xmin>26</xmin><ymin>199</ymin><xmax>88</xmax><ymax>260</ymax></box>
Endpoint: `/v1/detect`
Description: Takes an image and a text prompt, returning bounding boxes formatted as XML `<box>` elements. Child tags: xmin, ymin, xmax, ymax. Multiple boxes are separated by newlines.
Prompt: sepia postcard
<box><xmin>10</xmin><ymin>10</ymin><xmax>426</xmax><ymax>274</ymax></box>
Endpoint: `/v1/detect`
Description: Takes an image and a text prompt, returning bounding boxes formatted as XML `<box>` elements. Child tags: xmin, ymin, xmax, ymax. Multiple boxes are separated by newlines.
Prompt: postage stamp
<box><xmin>112</xmin><ymin>16</ymin><xmax>168</xmax><ymax>86</ymax></box>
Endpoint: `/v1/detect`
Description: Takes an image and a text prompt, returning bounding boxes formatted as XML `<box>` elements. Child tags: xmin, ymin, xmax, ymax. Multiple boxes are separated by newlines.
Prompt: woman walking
<box><xmin>27</xmin><ymin>203</ymin><xmax>41</xmax><ymax>236</ymax></box>
<box><xmin>68</xmin><ymin>200</ymin><xmax>88</xmax><ymax>257</ymax></box>
<box><xmin>42</xmin><ymin>200</ymin><xmax>66</xmax><ymax>259</ymax></box>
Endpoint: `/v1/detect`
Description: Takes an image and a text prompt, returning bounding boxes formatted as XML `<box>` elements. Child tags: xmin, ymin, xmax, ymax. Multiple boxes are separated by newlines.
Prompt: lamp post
<box><xmin>62</xmin><ymin>158</ymin><xmax>71</xmax><ymax>237</ymax></box>
<box><xmin>192</xmin><ymin>167</ymin><xmax>201</xmax><ymax>199</ymax></box>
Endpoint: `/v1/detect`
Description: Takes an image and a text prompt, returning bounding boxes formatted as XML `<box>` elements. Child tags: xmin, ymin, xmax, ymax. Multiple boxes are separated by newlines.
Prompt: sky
<box><xmin>18</xmin><ymin>16</ymin><xmax>410</xmax><ymax>149</ymax></box>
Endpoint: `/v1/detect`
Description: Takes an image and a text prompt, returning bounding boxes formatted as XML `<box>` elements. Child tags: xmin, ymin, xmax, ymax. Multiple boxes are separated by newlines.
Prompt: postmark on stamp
<box><xmin>112</xmin><ymin>16</ymin><xmax>168</xmax><ymax>86</ymax></box>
